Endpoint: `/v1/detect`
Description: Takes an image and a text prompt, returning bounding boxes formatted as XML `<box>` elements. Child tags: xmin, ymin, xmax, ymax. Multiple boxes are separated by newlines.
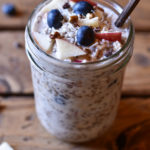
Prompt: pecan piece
<box><xmin>50</xmin><ymin>32</ymin><xmax>61</xmax><ymax>39</ymax></box>
<box><xmin>69</xmin><ymin>15</ymin><xmax>78</xmax><ymax>23</ymax></box>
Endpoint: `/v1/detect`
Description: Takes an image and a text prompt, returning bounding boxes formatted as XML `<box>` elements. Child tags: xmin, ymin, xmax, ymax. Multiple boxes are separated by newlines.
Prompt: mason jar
<box><xmin>25</xmin><ymin>0</ymin><xmax>134</xmax><ymax>143</ymax></box>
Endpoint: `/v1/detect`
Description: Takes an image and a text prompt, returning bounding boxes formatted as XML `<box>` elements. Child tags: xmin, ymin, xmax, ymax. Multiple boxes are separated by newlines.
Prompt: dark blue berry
<box><xmin>47</xmin><ymin>9</ymin><xmax>63</xmax><ymax>29</ymax></box>
<box><xmin>54</xmin><ymin>95</ymin><xmax>67</xmax><ymax>105</ymax></box>
<box><xmin>73</xmin><ymin>1</ymin><xmax>94</xmax><ymax>16</ymax></box>
<box><xmin>77</xmin><ymin>26</ymin><xmax>95</xmax><ymax>46</ymax></box>
<box><xmin>2</xmin><ymin>3</ymin><xmax>16</xmax><ymax>16</ymax></box>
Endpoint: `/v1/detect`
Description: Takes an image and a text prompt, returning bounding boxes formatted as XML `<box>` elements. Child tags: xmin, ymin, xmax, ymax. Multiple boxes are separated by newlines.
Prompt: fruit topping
<box><xmin>86</xmin><ymin>13</ymin><xmax>94</xmax><ymax>19</ymax></box>
<box><xmin>73</xmin><ymin>1</ymin><xmax>94</xmax><ymax>16</ymax></box>
<box><xmin>70</xmin><ymin>0</ymin><xmax>97</xmax><ymax>6</ymax></box>
<box><xmin>95</xmin><ymin>32</ymin><xmax>122</xmax><ymax>42</ymax></box>
<box><xmin>2</xmin><ymin>3</ymin><xmax>16</xmax><ymax>16</ymax></box>
<box><xmin>55</xmin><ymin>39</ymin><xmax>86</xmax><ymax>59</ymax></box>
<box><xmin>77</xmin><ymin>26</ymin><xmax>95</xmax><ymax>46</ymax></box>
<box><xmin>47</xmin><ymin>9</ymin><xmax>63</xmax><ymax>29</ymax></box>
<box><xmin>78</xmin><ymin>17</ymin><xmax>100</xmax><ymax>27</ymax></box>
<box><xmin>34</xmin><ymin>32</ymin><xmax>54</xmax><ymax>52</ymax></box>
<box><xmin>41</xmin><ymin>0</ymin><xmax>68</xmax><ymax>13</ymax></box>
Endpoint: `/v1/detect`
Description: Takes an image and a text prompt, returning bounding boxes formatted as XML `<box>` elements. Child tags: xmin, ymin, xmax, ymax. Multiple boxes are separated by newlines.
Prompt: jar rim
<box><xmin>26</xmin><ymin>0</ymin><xmax>134</xmax><ymax>68</ymax></box>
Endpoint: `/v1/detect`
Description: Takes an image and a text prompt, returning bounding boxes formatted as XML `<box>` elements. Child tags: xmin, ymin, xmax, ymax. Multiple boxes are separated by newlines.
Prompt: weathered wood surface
<box><xmin>123</xmin><ymin>33</ymin><xmax>150</xmax><ymax>96</ymax></box>
<box><xmin>0</xmin><ymin>0</ymin><xmax>41</xmax><ymax>29</ymax></box>
<box><xmin>0</xmin><ymin>97</ymin><xmax>150</xmax><ymax>150</ymax></box>
<box><xmin>0</xmin><ymin>32</ymin><xmax>150</xmax><ymax>95</ymax></box>
<box><xmin>116</xmin><ymin>0</ymin><xmax>150</xmax><ymax>31</ymax></box>
<box><xmin>0</xmin><ymin>0</ymin><xmax>149</xmax><ymax>30</ymax></box>
<box><xmin>0</xmin><ymin>32</ymin><xmax>32</xmax><ymax>94</ymax></box>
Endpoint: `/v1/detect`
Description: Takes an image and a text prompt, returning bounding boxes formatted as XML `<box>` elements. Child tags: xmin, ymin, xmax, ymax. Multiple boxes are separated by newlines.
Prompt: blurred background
<box><xmin>0</xmin><ymin>0</ymin><xmax>150</xmax><ymax>150</ymax></box>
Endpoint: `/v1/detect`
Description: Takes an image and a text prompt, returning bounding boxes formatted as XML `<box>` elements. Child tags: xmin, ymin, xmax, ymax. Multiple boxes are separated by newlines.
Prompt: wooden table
<box><xmin>0</xmin><ymin>0</ymin><xmax>150</xmax><ymax>149</ymax></box>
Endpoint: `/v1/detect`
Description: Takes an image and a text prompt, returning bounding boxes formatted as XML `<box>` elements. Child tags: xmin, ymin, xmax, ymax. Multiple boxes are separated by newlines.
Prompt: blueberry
<box><xmin>73</xmin><ymin>1</ymin><xmax>94</xmax><ymax>16</ymax></box>
<box><xmin>47</xmin><ymin>9</ymin><xmax>63</xmax><ymax>29</ymax></box>
<box><xmin>2</xmin><ymin>3</ymin><xmax>16</xmax><ymax>16</ymax></box>
<box><xmin>54</xmin><ymin>95</ymin><xmax>67</xmax><ymax>105</ymax></box>
<box><xmin>77</xmin><ymin>26</ymin><xmax>95</xmax><ymax>46</ymax></box>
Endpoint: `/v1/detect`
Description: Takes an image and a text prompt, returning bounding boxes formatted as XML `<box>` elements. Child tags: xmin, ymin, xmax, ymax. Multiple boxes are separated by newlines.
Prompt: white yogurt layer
<box><xmin>32</xmin><ymin>0</ymin><xmax>129</xmax><ymax>62</ymax></box>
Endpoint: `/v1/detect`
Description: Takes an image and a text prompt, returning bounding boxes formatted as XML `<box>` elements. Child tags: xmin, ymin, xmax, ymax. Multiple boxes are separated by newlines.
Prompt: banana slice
<box><xmin>95</xmin><ymin>9</ymin><xmax>104</xmax><ymax>20</ymax></box>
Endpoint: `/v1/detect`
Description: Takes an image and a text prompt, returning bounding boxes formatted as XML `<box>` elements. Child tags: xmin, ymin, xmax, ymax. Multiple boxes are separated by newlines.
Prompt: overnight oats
<box><xmin>25</xmin><ymin>0</ymin><xmax>134</xmax><ymax>142</ymax></box>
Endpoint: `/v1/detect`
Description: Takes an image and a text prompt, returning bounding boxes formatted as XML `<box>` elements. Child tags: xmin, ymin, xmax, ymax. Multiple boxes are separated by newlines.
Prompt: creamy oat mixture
<box><xmin>32</xmin><ymin>0</ymin><xmax>129</xmax><ymax>63</ymax></box>
<box><xmin>25</xmin><ymin>0</ymin><xmax>133</xmax><ymax>142</ymax></box>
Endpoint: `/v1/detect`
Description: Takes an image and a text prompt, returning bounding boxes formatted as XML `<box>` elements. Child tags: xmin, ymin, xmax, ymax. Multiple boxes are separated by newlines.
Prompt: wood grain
<box><xmin>0</xmin><ymin>31</ymin><xmax>150</xmax><ymax>95</ymax></box>
<box><xmin>0</xmin><ymin>0</ymin><xmax>41</xmax><ymax>29</ymax></box>
<box><xmin>0</xmin><ymin>0</ymin><xmax>149</xmax><ymax>30</ymax></box>
<box><xmin>0</xmin><ymin>31</ymin><xmax>32</xmax><ymax>94</ymax></box>
<box><xmin>116</xmin><ymin>0</ymin><xmax>150</xmax><ymax>31</ymax></box>
<box><xmin>123</xmin><ymin>33</ymin><xmax>150</xmax><ymax>96</ymax></box>
<box><xmin>0</xmin><ymin>96</ymin><xmax>150</xmax><ymax>150</ymax></box>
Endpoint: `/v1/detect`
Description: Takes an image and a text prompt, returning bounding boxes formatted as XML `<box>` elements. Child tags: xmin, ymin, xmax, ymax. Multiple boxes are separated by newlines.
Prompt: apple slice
<box><xmin>70</xmin><ymin>0</ymin><xmax>97</xmax><ymax>6</ymax></box>
<box><xmin>41</xmin><ymin>0</ymin><xmax>68</xmax><ymax>13</ymax></box>
<box><xmin>0</xmin><ymin>142</ymin><xmax>14</xmax><ymax>150</ymax></box>
<box><xmin>78</xmin><ymin>17</ymin><xmax>100</xmax><ymax>27</ymax></box>
<box><xmin>55</xmin><ymin>39</ymin><xmax>86</xmax><ymax>60</ymax></box>
<box><xmin>95</xmin><ymin>32</ymin><xmax>122</xmax><ymax>42</ymax></box>
<box><xmin>33</xmin><ymin>32</ymin><xmax>54</xmax><ymax>52</ymax></box>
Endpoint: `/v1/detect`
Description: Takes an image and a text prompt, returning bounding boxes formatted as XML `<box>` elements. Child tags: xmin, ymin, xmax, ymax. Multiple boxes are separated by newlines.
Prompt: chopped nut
<box><xmin>50</xmin><ymin>32</ymin><xmax>61</xmax><ymax>39</ymax></box>
<box><xmin>95</xmin><ymin>49</ymin><xmax>103</xmax><ymax>59</ymax></box>
<box><xmin>98</xmin><ymin>7</ymin><xmax>104</xmax><ymax>12</ymax></box>
<box><xmin>63</xmin><ymin>3</ymin><xmax>70</xmax><ymax>9</ymax></box>
<box><xmin>84</xmin><ymin>48</ymin><xmax>92</xmax><ymax>54</ymax></box>
<box><xmin>69</xmin><ymin>15</ymin><xmax>78</xmax><ymax>23</ymax></box>
<box><xmin>75</xmin><ymin>55</ymin><xmax>91</xmax><ymax>61</ymax></box>
<box><xmin>64</xmin><ymin>17</ymin><xmax>68</xmax><ymax>22</ymax></box>
<box><xmin>95</xmin><ymin>9</ymin><xmax>103</xmax><ymax>20</ymax></box>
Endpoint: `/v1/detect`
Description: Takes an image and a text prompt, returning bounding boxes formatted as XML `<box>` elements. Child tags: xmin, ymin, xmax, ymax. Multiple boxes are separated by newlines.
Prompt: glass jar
<box><xmin>25</xmin><ymin>0</ymin><xmax>134</xmax><ymax>143</ymax></box>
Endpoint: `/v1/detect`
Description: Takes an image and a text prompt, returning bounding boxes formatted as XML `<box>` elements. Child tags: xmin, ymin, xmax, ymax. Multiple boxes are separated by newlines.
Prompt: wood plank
<box><xmin>0</xmin><ymin>0</ymin><xmax>41</xmax><ymax>29</ymax></box>
<box><xmin>123</xmin><ymin>32</ymin><xmax>150</xmax><ymax>95</ymax></box>
<box><xmin>0</xmin><ymin>31</ymin><xmax>32</xmax><ymax>94</ymax></box>
<box><xmin>0</xmin><ymin>96</ymin><xmax>150</xmax><ymax>150</ymax></box>
<box><xmin>116</xmin><ymin>0</ymin><xmax>150</xmax><ymax>31</ymax></box>
<box><xmin>0</xmin><ymin>31</ymin><xmax>150</xmax><ymax>95</ymax></box>
<box><xmin>0</xmin><ymin>0</ymin><xmax>149</xmax><ymax>30</ymax></box>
